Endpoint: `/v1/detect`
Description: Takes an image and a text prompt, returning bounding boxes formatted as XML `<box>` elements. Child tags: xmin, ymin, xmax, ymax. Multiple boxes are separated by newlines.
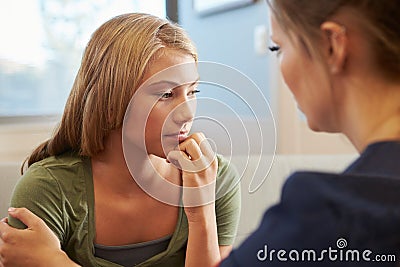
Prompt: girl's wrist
<box><xmin>185</xmin><ymin>203</ymin><xmax>216</xmax><ymax>225</ymax></box>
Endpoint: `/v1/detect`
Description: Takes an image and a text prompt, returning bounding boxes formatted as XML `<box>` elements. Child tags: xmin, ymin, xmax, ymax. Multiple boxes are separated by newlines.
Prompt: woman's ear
<box><xmin>320</xmin><ymin>21</ymin><xmax>347</xmax><ymax>74</ymax></box>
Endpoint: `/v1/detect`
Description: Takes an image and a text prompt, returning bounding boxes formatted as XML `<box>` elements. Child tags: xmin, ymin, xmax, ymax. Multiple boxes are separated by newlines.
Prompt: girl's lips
<box><xmin>164</xmin><ymin>132</ymin><xmax>188</xmax><ymax>143</ymax></box>
<box><xmin>178</xmin><ymin>133</ymin><xmax>188</xmax><ymax>142</ymax></box>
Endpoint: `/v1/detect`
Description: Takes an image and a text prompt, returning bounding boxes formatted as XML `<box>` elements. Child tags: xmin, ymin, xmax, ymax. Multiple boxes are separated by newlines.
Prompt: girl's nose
<box><xmin>172</xmin><ymin>97</ymin><xmax>196</xmax><ymax>124</ymax></box>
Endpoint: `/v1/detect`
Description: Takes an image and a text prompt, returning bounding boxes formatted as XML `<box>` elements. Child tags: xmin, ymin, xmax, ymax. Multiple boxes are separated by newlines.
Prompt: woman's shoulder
<box><xmin>283</xmin><ymin>140</ymin><xmax>400</xmax><ymax>206</ymax></box>
<box><xmin>281</xmin><ymin>170</ymin><xmax>400</xmax><ymax>216</ymax></box>
<box><xmin>245</xmin><ymin>170</ymin><xmax>400</xmax><ymax>258</ymax></box>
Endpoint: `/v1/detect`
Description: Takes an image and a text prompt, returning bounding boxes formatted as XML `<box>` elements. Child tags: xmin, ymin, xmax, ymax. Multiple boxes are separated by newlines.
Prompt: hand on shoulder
<box><xmin>0</xmin><ymin>208</ymin><xmax>80</xmax><ymax>267</ymax></box>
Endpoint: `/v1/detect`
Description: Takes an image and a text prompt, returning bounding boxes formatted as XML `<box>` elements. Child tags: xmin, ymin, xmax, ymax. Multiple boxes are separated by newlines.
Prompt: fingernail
<box><xmin>8</xmin><ymin>207</ymin><xmax>16</xmax><ymax>212</ymax></box>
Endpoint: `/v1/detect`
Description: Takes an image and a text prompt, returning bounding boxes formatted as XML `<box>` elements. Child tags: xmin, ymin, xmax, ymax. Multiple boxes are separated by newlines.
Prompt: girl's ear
<box><xmin>320</xmin><ymin>21</ymin><xmax>348</xmax><ymax>74</ymax></box>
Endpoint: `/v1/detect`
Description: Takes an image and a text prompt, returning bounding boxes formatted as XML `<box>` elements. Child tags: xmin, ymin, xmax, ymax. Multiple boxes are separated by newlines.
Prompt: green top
<box><xmin>9</xmin><ymin>152</ymin><xmax>241</xmax><ymax>267</ymax></box>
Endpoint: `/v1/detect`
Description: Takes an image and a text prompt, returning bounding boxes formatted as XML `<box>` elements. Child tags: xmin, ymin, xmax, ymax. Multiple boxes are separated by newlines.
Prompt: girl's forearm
<box><xmin>184</xmin><ymin>204</ymin><xmax>221</xmax><ymax>267</ymax></box>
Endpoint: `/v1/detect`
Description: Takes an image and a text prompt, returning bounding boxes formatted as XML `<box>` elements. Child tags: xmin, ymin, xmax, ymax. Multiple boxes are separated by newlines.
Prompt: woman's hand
<box><xmin>167</xmin><ymin>132</ymin><xmax>221</xmax><ymax>267</ymax></box>
<box><xmin>0</xmin><ymin>208</ymin><xmax>80</xmax><ymax>267</ymax></box>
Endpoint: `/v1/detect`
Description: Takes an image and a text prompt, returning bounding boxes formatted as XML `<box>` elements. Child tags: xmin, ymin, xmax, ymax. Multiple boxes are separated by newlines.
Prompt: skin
<box><xmin>270</xmin><ymin>19</ymin><xmax>338</xmax><ymax>133</ymax></box>
<box><xmin>0</xmin><ymin>49</ymin><xmax>231</xmax><ymax>267</ymax></box>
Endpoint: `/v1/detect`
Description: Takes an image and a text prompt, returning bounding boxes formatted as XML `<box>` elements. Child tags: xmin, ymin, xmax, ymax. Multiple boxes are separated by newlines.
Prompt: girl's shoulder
<box><xmin>22</xmin><ymin>151</ymin><xmax>90</xmax><ymax>192</ymax></box>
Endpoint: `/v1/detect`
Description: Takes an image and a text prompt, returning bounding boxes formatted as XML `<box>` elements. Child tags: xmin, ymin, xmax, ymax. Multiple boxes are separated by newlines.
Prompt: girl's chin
<box><xmin>147</xmin><ymin>147</ymin><xmax>173</xmax><ymax>159</ymax></box>
<box><xmin>147</xmin><ymin>151</ymin><xmax>167</xmax><ymax>159</ymax></box>
<box><xmin>145</xmin><ymin>142</ymin><xmax>175</xmax><ymax>159</ymax></box>
<box><xmin>148</xmin><ymin>153</ymin><xmax>167</xmax><ymax>161</ymax></box>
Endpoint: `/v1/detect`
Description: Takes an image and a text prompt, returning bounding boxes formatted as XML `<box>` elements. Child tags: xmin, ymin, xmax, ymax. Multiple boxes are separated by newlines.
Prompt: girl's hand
<box><xmin>168</xmin><ymin>133</ymin><xmax>221</xmax><ymax>266</ymax></box>
<box><xmin>167</xmin><ymin>132</ymin><xmax>218</xmax><ymax>220</ymax></box>
<box><xmin>0</xmin><ymin>208</ymin><xmax>80</xmax><ymax>267</ymax></box>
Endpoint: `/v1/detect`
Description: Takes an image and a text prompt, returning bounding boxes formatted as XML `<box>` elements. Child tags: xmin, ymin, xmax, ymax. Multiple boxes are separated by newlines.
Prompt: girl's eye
<box><xmin>160</xmin><ymin>91</ymin><xmax>173</xmax><ymax>99</ymax></box>
<box><xmin>158</xmin><ymin>88</ymin><xmax>200</xmax><ymax>100</ymax></box>
<box><xmin>189</xmin><ymin>89</ymin><xmax>200</xmax><ymax>96</ymax></box>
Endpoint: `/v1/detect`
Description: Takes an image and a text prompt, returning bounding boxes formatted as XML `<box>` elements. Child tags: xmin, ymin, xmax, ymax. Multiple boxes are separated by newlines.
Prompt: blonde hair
<box><xmin>267</xmin><ymin>0</ymin><xmax>400</xmax><ymax>82</ymax></box>
<box><xmin>23</xmin><ymin>13</ymin><xmax>197</xmax><ymax>172</ymax></box>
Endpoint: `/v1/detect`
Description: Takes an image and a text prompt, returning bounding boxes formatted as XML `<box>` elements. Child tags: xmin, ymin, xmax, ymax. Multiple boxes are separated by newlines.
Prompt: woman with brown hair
<box><xmin>0</xmin><ymin>13</ymin><xmax>240</xmax><ymax>267</ymax></box>
<box><xmin>218</xmin><ymin>0</ymin><xmax>400</xmax><ymax>266</ymax></box>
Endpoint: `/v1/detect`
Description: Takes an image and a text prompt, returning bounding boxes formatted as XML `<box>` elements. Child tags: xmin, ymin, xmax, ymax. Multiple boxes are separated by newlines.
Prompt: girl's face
<box><xmin>270</xmin><ymin>15</ymin><xmax>338</xmax><ymax>132</ymax></box>
<box><xmin>125</xmin><ymin>49</ymin><xmax>199</xmax><ymax>158</ymax></box>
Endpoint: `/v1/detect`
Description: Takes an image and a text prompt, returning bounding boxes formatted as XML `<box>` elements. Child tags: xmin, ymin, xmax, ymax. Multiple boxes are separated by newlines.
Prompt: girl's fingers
<box><xmin>7</xmin><ymin>207</ymin><xmax>43</xmax><ymax>230</ymax></box>
<box><xmin>178</xmin><ymin>138</ymin><xmax>202</xmax><ymax>160</ymax></box>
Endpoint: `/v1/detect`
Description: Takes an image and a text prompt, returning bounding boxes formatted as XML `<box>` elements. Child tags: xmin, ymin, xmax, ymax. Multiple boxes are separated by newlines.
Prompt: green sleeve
<box><xmin>8</xmin><ymin>163</ymin><xmax>66</xmax><ymax>243</ymax></box>
<box><xmin>215</xmin><ymin>155</ymin><xmax>241</xmax><ymax>246</ymax></box>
